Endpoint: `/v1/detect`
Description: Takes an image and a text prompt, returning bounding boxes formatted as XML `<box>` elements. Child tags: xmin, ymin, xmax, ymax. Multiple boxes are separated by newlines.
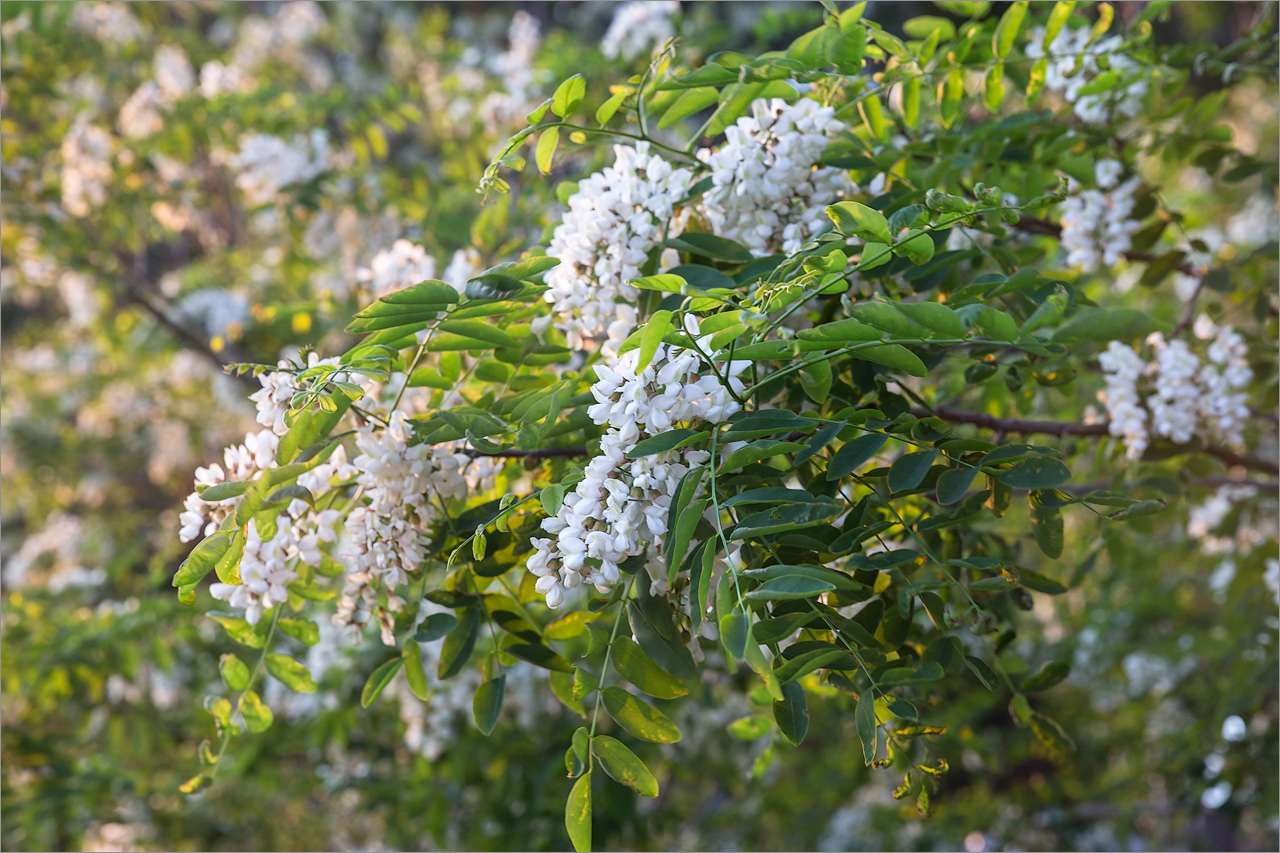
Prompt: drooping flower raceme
<box><xmin>1194</xmin><ymin>315</ymin><xmax>1253</xmax><ymax>448</ymax></box>
<box><xmin>1147</xmin><ymin>334</ymin><xmax>1202</xmax><ymax>445</ymax></box>
<box><xmin>60</xmin><ymin>118</ymin><xmax>114</xmax><ymax>217</ymax></box>
<box><xmin>178</xmin><ymin>429</ymin><xmax>280</xmax><ymax>543</ymax></box>
<box><xmin>527</xmin><ymin>320</ymin><xmax>748</xmax><ymax>607</ymax></box>
<box><xmin>249</xmin><ymin>352</ymin><xmax>355</xmax><ymax>437</ymax></box>
<box><xmin>602</xmin><ymin>1</ymin><xmax>680</xmax><ymax>61</ymax></box>
<box><xmin>544</xmin><ymin>142</ymin><xmax>693</xmax><ymax>354</ymax></box>
<box><xmin>1025</xmin><ymin>25</ymin><xmax>1149</xmax><ymax>124</ymax></box>
<box><xmin>1098</xmin><ymin>340</ymin><xmax>1148</xmax><ymax>461</ymax></box>
<box><xmin>1058</xmin><ymin>166</ymin><xmax>1142</xmax><ymax>273</ymax></box>
<box><xmin>697</xmin><ymin>98</ymin><xmax>850</xmax><ymax>257</ymax></box>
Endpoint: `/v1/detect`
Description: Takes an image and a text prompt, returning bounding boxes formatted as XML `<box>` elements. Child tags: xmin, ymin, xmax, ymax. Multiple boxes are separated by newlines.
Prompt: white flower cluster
<box><xmin>602</xmin><ymin>1</ymin><xmax>679</xmax><ymax>61</ymax></box>
<box><xmin>249</xmin><ymin>352</ymin><xmax>354</xmax><ymax>437</ymax></box>
<box><xmin>1059</xmin><ymin>161</ymin><xmax>1142</xmax><ymax>273</ymax></box>
<box><xmin>1097</xmin><ymin>319</ymin><xmax>1254</xmax><ymax>459</ymax></box>
<box><xmin>230</xmin><ymin>130</ymin><xmax>329</xmax><ymax>206</ymax></box>
<box><xmin>336</xmin><ymin>413</ymin><xmax>478</xmax><ymax>644</ymax></box>
<box><xmin>60</xmin><ymin>118</ymin><xmax>114</xmax><ymax>217</ymax></box>
<box><xmin>117</xmin><ymin>45</ymin><xmax>194</xmax><ymax>139</ymax></box>
<box><xmin>478</xmin><ymin>11</ymin><xmax>548</xmax><ymax>132</ymax></box>
<box><xmin>70</xmin><ymin>2</ymin><xmax>142</xmax><ymax>45</ymax></box>
<box><xmin>356</xmin><ymin>240</ymin><xmax>438</xmax><ymax>299</ymax></box>
<box><xmin>527</xmin><ymin>321</ymin><xmax>748</xmax><ymax>607</ymax></box>
<box><xmin>697</xmin><ymin>98</ymin><xmax>849</xmax><ymax>257</ymax></box>
<box><xmin>1025</xmin><ymin>26</ymin><xmax>1149</xmax><ymax>124</ymax></box>
<box><xmin>545</xmin><ymin>142</ymin><xmax>692</xmax><ymax>353</ymax></box>
<box><xmin>178</xmin><ymin>429</ymin><xmax>280</xmax><ymax>543</ymax></box>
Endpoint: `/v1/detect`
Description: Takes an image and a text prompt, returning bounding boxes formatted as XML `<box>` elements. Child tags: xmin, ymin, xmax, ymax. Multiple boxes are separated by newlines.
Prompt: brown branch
<box><xmin>913</xmin><ymin>407</ymin><xmax>1279</xmax><ymax>476</ymax></box>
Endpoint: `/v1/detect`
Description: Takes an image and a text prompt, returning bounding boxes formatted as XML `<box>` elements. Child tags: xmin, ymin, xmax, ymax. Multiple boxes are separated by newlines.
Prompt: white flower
<box><xmin>1098</xmin><ymin>340</ymin><xmax>1148</xmax><ymax>460</ymax></box>
<box><xmin>1025</xmin><ymin>26</ymin><xmax>1149</xmax><ymax>124</ymax></box>
<box><xmin>602</xmin><ymin>1</ymin><xmax>680</xmax><ymax>61</ymax></box>
<box><xmin>154</xmin><ymin>45</ymin><xmax>194</xmax><ymax>101</ymax></box>
<box><xmin>60</xmin><ymin>118</ymin><xmax>113</xmax><ymax>217</ymax></box>
<box><xmin>544</xmin><ymin>142</ymin><xmax>693</xmax><ymax>354</ymax></box>
<box><xmin>118</xmin><ymin>81</ymin><xmax>166</xmax><ymax>139</ymax></box>
<box><xmin>697</xmin><ymin>98</ymin><xmax>851</xmax><ymax>257</ymax></box>
<box><xmin>230</xmin><ymin>130</ymin><xmax>329</xmax><ymax>205</ymax></box>
<box><xmin>1095</xmin><ymin>159</ymin><xmax>1124</xmax><ymax>190</ymax></box>
<box><xmin>357</xmin><ymin>240</ymin><xmax>438</xmax><ymax>299</ymax></box>
<box><xmin>1147</xmin><ymin>334</ymin><xmax>1201</xmax><ymax>444</ymax></box>
<box><xmin>1059</xmin><ymin>177</ymin><xmax>1141</xmax><ymax>273</ymax></box>
<box><xmin>249</xmin><ymin>352</ymin><xmax>353</xmax><ymax>436</ymax></box>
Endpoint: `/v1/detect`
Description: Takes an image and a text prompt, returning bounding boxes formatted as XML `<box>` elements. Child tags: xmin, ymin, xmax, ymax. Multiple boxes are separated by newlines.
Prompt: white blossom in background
<box><xmin>230</xmin><ymin>130</ymin><xmax>329</xmax><ymax>205</ymax></box>
<box><xmin>602</xmin><ymin>1</ymin><xmax>680</xmax><ymax>61</ymax></box>
<box><xmin>442</xmin><ymin>248</ymin><xmax>483</xmax><ymax>294</ymax></box>
<box><xmin>1024</xmin><ymin>25</ymin><xmax>1149</xmax><ymax>124</ymax></box>
<box><xmin>1097</xmin><ymin>340</ymin><xmax>1148</xmax><ymax>460</ymax></box>
<box><xmin>357</xmin><ymin>240</ymin><xmax>438</xmax><ymax>298</ymax></box>
<box><xmin>154</xmin><ymin>45</ymin><xmax>195</xmax><ymax>101</ymax></box>
<box><xmin>479</xmin><ymin>11</ymin><xmax>548</xmax><ymax>132</ymax></box>
<box><xmin>545</xmin><ymin>142</ymin><xmax>692</xmax><ymax>353</ymax></box>
<box><xmin>60</xmin><ymin>118</ymin><xmax>114</xmax><ymax>217</ymax></box>
<box><xmin>117</xmin><ymin>81</ymin><xmax>166</xmax><ymax>139</ymax></box>
<box><xmin>1058</xmin><ymin>169</ymin><xmax>1142</xmax><ymax>273</ymax></box>
<box><xmin>1225</xmin><ymin>193</ymin><xmax>1280</xmax><ymax>249</ymax></box>
<box><xmin>198</xmin><ymin>60</ymin><xmax>248</xmax><ymax>98</ymax></box>
<box><xmin>178</xmin><ymin>289</ymin><xmax>250</xmax><ymax>340</ymax></box>
<box><xmin>527</xmin><ymin>320</ymin><xmax>748</xmax><ymax>607</ymax></box>
<box><xmin>70</xmin><ymin>1</ymin><xmax>142</xmax><ymax>44</ymax></box>
<box><xmin>698</xmin><ymin>98</ymin><xmax>850</xmax><ymax>257</ymax></box>
<box><xmin>1146</xmin><ymin>334</ymin><xmax>1201</xmax><ymax>444</ymax></box>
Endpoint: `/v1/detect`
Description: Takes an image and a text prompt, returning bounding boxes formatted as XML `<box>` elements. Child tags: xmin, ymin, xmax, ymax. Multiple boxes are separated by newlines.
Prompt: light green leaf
<box><xmin>404</xmin><ymin>640</ymin><xmax>430</xmax><ymax>700</ymax></box>
<box><xmin>241</xmin><ymin>689</ymin><xmax>273</xmax><ymax>733</ymax></box>
<box><xmin>535</xmin><ymin>126</ymin><xmax>559</xmax><ymax>174</ymax></box>
<box><xmin>551</xmin><ymin>74</ymin><xmax>586</xmax><ymax>117</ymax></box>
<box><xmin>592</xmin><ymin>736</ymin><xmax>659</xmax><ymax>797</ymax></box>
<box><xmin>361</xmin><ymin>657</ymin><xmax>404</xmax><ymax>708</ymax></box>
<box><xmin>602</xmin><ymin>686</ymin><xmax>682</xmax><ymax>743</ymax></box>
<box><xmin>565</xmin><ymin>771</ymin><xmax>592</xmax><ymax>852</ymax></box>
<box><xmin>219</xmin><ymin>654</ymin><xmax>250</xmax><ymax>691</ymax></box>
<box><xmin>828</xmin><ymin>201</ymin><xmax>893</xmax><ymax>243</ymax></box>
<box><xmin>266</xmin><ymin>653</ymin><xmax>317</xmax><ymax>693</ymax></box>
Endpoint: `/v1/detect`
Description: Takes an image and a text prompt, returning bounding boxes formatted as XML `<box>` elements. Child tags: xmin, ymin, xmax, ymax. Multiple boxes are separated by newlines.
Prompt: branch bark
<box><xmin>914</xmin><ymin>406</ymin><xmax>1279</xmax><ymax>477</ymax></box>
<box><xmin>464</xmin><ymin>446</ymin><xmax>588</xmax><ymax>460</ymax></box>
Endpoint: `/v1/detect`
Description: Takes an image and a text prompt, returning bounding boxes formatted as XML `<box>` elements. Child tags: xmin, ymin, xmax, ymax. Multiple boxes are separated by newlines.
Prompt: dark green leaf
<box><xmin>592</xmin><ymin>736</ymin><xmax>659</xmax><ymax>797</ymax></box>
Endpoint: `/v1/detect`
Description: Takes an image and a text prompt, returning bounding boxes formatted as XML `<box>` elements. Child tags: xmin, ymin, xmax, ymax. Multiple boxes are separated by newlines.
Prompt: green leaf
<box><xmin>439</xmin><ymin>608</ymin><xmax>481</xmax><ymax>679</ymax></box>
<box><xmin>992</xmin><ymin>0</ymin><xmax>1028</xmax><ymax>59</ymax></box>
<box><xmin>266</xmin><ymin>653</ymin><xmax>317</xmax><ymax>693</ymax></box>
<box><xmin>897</xmin><ymin>302</ymin><xmax>966</xmax><ymax>338</ymax></box>
<box><xmin>612</xmin><ymin>636</ymin><xmax>689</xmax><ymax>699</ymax></box>
<box><xmin>361</xmin><ymin>657</ymin><xmax>404</xmax><ymax>708</ymax></box>
<box><xmin>827</xmin><ymin>23</ymin><xmax>867</xmax><ymax>73</ymax></box>
<box><xmin>889</xmin><ymin>450</ymin><xmax>938</xmax><ymax>492</ymax></box>
<box><xmin>628</xmin><ymin>428</ymin><xmax>705</xmax><ymax>457</ymax></box>
<box><xmin>1044</xmin><ymin>1</ymin><xmax>1074</xmax><ymax>48</ymax></box>
<box><xmin>1053</xmin><ymin>307</ymin><xmax>1169</xmax><ymax>342</ymax></box>
<box><xmin>551</xmin><ymin>74</ymin><xmax>586</xmax><ymax>117</ymax></box>
<box><xmin>565</xmin><ymin>771</ymin><xmax>592</xmax><ymax>853</ymax></box>
<box><xmin>628</xmin><ymin>602</ymin><xmax>698</xmax><ymax>679</ymax></box>
<box><xmin>1106</xmin><ymin>498</ymin><xmax>1168</xmax><ymax>520</ymax></box>
<box><xmin>602</xmin><ymin>686</ymin><xmax>682</xmax><ymax>743</ymax></box>
<box><xmin>637</xmin><ymin>310</ymin><xmax>673</xmax><ymax>373</ymax></box>
<box><xmin>415</xmin><ymin>612</ymin><xmax>459</xmax><ymax>643</ymax></box>
<box><xmin>893</xmin><ymin>230</ymin><xmax>935</xmax><ymax>265</ymax></box>
<box><xmin>592</xmin><ymin>736</ymin><xmax>659</xmax><ymax>797</ymax></box>
<box><xmin>173</xmin><ymin>531</ymin><xmax>233</xmax><ymax>587</ymax></box>
<box><xmin>728</xmin><ymin>713</ymin><xmax>775</xmax><ymax>740</ymax></box>
<box><xmin>720</xmin><ymin>440</ymin><xmax>807</xmax><ymax>472</ymax></box>
<box><xmin>827</xmin><ymin>433</ymin><xmax>888</xmax><ymax>479</ymax></box>
<box><xmin>658</xmin><ymin>86</ymin><xmax>720</xmax><ymax>129</ymax></box>
<box><xmin>744</xmin><ymin>575</ymin><xmax>836</xmax><ymax>601</ymax></box>
<box><xmin>827</xmin><ymin>201</ymin><xmax>892</xmax><ymax>243</ymax></box>
<box><xmin>773</xmin><ymin>681</ymin><xmax>810</xmax><ymax>746</ymax></box>
<box><xmin>719</xmin><ymin>607</ymin><xmax>750</xmax><ymax>661</ymax></box>
<box><xmin>219</xmin><ymin>654</ymin><xmax>250</xmax><ymax>691</ymax></box>
<box><xmin>278</xmin><ymin>618</ymin><xmax>319</xmax><ymax>646</ymax></box>
<box><xmin>504</xmin><ymin>641</ymin><xmax>575</xmax><ymax>672</ymax></box>
<box><xmin>596</xmin><ymin>90</ymin><xmax>627</xmax><ymax>125</ymax></box>
<box><xmin>404</xmin><ymin>640</ymin><xmax>430</xmax><ymax>700</ymax></box>
<box><xmin>730</xmin><ymin>500</ymin><xmax>844</xmax><ymax>539</ymax></box>
<box><xmin>1029</xmin><ymin>490</ymin><xmax>1064</xmax><ymax>559</ymax></box>
<box><xmin>665</xmin><ymin>232</ymin><xmax>754</xmax><ymax>262</ymax></box>
<box><xmin>1000</xmin><ymin>457</ymin><xmax>1070</xmax><ymax>489</ymax></box>
<box><xmin>240</xmin><ymin>690</ymin><xmax>273</xmax><ymax>733</ymax></box>
<box><xmin>849</xmin><ymin>343</ymin><xmax>928</xmax><ymax>376</ymax></box>
<box><xmin>535</xmin><ymin>126</ymin><xmax>559</xmax><ymax>174</ymax></box>
<box><xmin>1022</xmin><ymin>661</ymin><xmax>1070</xmax><ymax>692</ymax></box>
<box><xmin>473</xmin><ymin>675</ymin><xmax>505</xmax><ymax>736</ymax></box>
<box><xmin>798</xmin><ymin>318</ymin><xmax>881</xmax><ymax>345</ymax></box>
<box><xmin>855</xmin><ymin>687</ymin><xmax>877</xmax><ymax>765</ymax></box>
<box><xmin>936</xmin><ymin>467</ymin><xmax>978</xmax><ymax>504</ymax></box>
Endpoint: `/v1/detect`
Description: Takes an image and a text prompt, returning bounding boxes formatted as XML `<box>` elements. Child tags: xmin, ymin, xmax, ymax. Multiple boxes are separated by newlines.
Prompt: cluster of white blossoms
<box><xmin>1059</xmin><ymin>161</ymin><xmax>1142</xmax><ymax>273</ymax></box>
<box><xmin>117</xmin><ymin>45</ymin><xmax>194</xmax><ymax>139</ymax></box>
<box><xmin>1097</xmin><ymin>318</ymin><xmax>1254</xmax><ymax>459</ymax></box>
<box><xmin>602</xmin><ymin>1</ymin><xmax>679</xmax><ymax>61</ymax></box>
<box><xmin>478</xmin><ymin>11</ymin><xmax>548</xmax><ymax>133</ymax></box>
<box><xmin>697</xmin><ymin>98</ymin><xmax>850</xmax><ymax>257</ymax></box>
<box><xmin>249</xmin><ymin>352</ymin><xmax>355</xmax><ymax>436</ymax></box>
<box><xmin>336</xmin><ymin>412</ymin><xmax>480</xmax><ymax>644</ymax></box>
<box><xmin>178</xmin><ymin>429</ymin><xmax>280</xmax><ymax>543</ymax></box>
<box><xmin>354</xmin><ymin>240</ymin><xmax>479</xmax><ymax>299</ymax></box>
<box><xmin>70</xmin><ymin>1</ymin><xmax>143</xmax><ymax>45</ymax></box>
<box><xmin>544</xmin><ymin>142</ymin><xmax>693</xmax><ymax>353</ymax></box>
<box><xmin>1025</xmin><ymin>25</ymin><xmax>1149</xmax><ymax>124</ymax></box>
<box><xmin>60</xmin><ymin>118</ymin><xmax>114</xmax><ymax>217</ymax></box>
<box><xmin>230</xmin><ymin>130</ymin><xmax>329</xmax><ymax>206</ymax></box>
<box><xmin>527</xmin><ymin>320</ymin><xmax>748</xmax><ymax>607</ymax></box>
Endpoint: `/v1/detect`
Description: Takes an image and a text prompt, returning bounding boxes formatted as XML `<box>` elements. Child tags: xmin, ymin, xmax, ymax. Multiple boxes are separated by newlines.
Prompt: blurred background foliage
<box><xmin>1</xmin><ymin>2</ymin><xmax>1276</xmax><ymax>851</ymax></box>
